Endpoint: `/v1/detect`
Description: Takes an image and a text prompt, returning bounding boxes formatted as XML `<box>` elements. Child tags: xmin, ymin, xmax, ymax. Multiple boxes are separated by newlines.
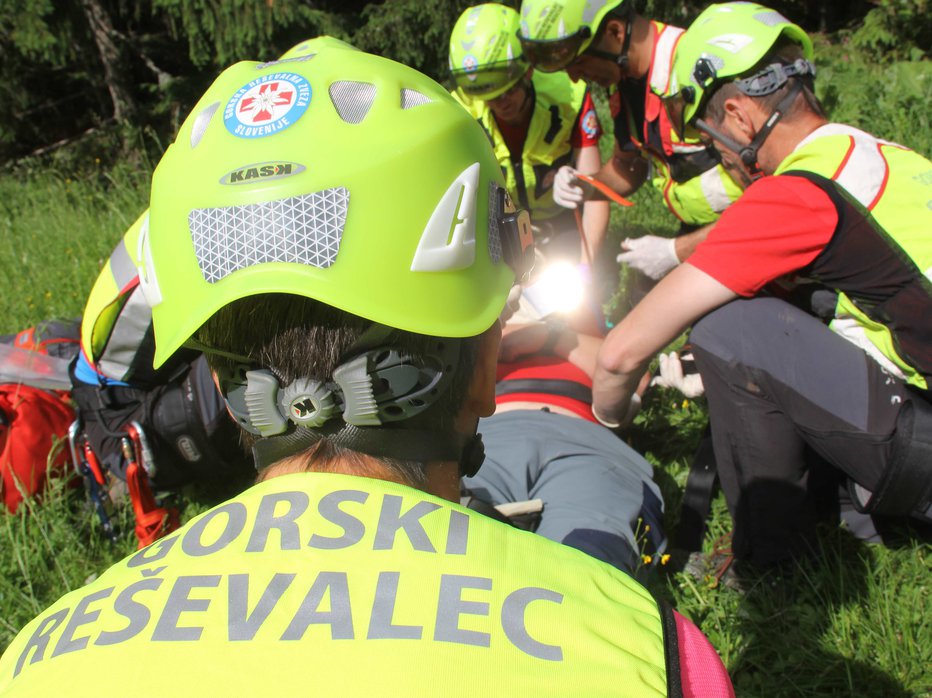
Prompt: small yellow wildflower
<box><xmin>660</xmin><ymin>554</ymin><xmax>671</xmax><ymax>566</ymax></box>
<box><xmin>641</xmin><ymin>554</ymin><xmax>653</xmax><ymax>565</ymax></box>
<box><xmin>682</xmin><ymin>399</ymin><xmax>690</xmax><ymax>409</ymax></box>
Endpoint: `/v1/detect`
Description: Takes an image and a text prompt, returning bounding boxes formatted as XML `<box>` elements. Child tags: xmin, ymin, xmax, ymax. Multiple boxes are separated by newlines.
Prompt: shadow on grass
<box><xmin>724</xmin><ymin>530</ymin><xmax>916</xmax><ymax>698</ymax></box>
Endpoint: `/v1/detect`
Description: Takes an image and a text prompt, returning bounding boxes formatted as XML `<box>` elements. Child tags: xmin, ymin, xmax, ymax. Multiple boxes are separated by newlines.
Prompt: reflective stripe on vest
<box><xmin>454</xmin><ymin>73</ymin><xmax>589</xmax><ymax>222</ymax></box>
<box><xmin>80</xmin><ymin>213</ymin><xmax>150</xmax><ymax>382</ymax></box>
<box><xmin>795</xmin><ymin>123</ymin><xmax>897</xmax><ymax>210</ymax></box>
<box><xmin>0</xmin><ymin>472</ymin><xmax>675</xmax><ymax>697</ymax></box>
<box><xmin>777</xmin><ymin>124</ymin><xmax>932</xmax><ymax>389</ymax></box>
<box><xmin>95</xmin><ymin>285</ymin><xmax>153</xmax><ymax>382</ymax></box>
<box><xmin>647</xmin><ymin>24</ymin><xmax>683</xmax><ymax>97</ymax></box>
<box><xmin>641</xmin><ymin>23</ymin><xmax>741</xmax><ymax>226</ymax></box>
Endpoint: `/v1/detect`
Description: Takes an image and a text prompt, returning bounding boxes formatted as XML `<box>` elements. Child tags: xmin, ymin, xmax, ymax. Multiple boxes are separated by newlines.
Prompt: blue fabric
<box><xmin>73</xmin><ymin>353</ymin><xmax>129</xmax><ymax>387</ymax></box>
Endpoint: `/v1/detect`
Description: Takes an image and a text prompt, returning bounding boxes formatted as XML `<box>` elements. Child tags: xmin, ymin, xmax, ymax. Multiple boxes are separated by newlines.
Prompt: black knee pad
<box><xmin>854</xmin><ymin>396</ymin><xmax>932</xmax><ymax>517</ymax></box>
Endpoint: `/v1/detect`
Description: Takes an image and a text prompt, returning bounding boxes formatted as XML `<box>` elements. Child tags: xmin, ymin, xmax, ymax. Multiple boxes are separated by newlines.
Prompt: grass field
<box><xmin>0</xmin><ymin>38</ymin><xmax>930</xmax><ymax>697</ymax></box>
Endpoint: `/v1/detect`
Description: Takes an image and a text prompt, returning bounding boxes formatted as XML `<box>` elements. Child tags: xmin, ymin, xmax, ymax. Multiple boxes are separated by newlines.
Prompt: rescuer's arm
<box><xmin>592</xmin><ymin>263</ymin><xmax>736</xmax><ymax>425</ymax></box>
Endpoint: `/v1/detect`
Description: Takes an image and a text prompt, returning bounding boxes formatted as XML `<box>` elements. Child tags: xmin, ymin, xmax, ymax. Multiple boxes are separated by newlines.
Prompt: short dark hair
<box><xmin>703</xmin><ymin>39</ymin><xmax>824</xmax><ymax>125</ymax></box>
<box><xmin>198</xmin><ymin>293</ymin><xmax>480</xmax><ymax>486</ymax></box>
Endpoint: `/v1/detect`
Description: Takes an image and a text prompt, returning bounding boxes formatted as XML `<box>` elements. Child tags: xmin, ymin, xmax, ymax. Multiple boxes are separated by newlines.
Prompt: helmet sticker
<box><xmin>707</xmin><ymin>33</ymin><xmax>755</xmax><ymax>53</ymax></box>
<box><xmin>219</xmin><ymin>161</ymin><xmax>306</xmax><ymax>185</ymax></box>
<box><xmin>411</xmin><ymin>162</ymin><xmax>479</xmax><ymax>272</ymax></box>
<box><xmin>487</xmin><ymin>182</ymin><xmax>503</xmax><ymax>264</ymax></box>
<box><xmin>462</xmin><ymin>54</ymin><xmax>479</xmax><ymax>79</ymax></box>
<box><xmin>223</xmin><ymin>73</ymin><xmax>311</xmax><ymax>139</ymax></box>
<box><xmin>754</xmin><ymin>10</ymin><xmax>790</xmax><ymax>27</ymax></box>
<box><xmin>190</xmin><ymin>188</ymin><xmax>349</xmax><ymax>283</ymax></box>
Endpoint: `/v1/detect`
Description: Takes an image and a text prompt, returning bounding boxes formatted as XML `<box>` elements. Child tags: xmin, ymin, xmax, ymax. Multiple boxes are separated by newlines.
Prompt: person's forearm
<box><xmin>673</xmin><ymin>224</ymin><xmax>713</xmax><ymax>263</ymax></box>
<box><xmin>592</xmin><ymin>352</ymin><xmax>647</xmax><ymax>424</ymax></box>
<box><xmin>585</xmin><ymin>153</ymin><xmax>646</xmax><ymax>202</ymax></box>
<box><xmin>553</xmin><ymin>330</ymin><xmax>602</xmax><ymax>379</ymax></box>
<box><xmin>580</xmin><ymin>200</ymin><xmax>610</xmax><ymax>263</ymax></box>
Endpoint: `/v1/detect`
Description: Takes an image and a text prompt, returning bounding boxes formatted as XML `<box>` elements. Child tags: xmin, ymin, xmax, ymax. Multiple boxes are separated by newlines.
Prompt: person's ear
<box><xmin>604</xmin><ymin>18</ymin><xmax>626</xmax><ymax>49</ymax></box>
<box><xmin>723</xmin><ymin>95</ymin><xmax>759</xmax><ymax>140</ymax></box>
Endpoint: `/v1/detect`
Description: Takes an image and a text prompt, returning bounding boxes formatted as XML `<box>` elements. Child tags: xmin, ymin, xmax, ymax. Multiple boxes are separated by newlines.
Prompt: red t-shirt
<box><xmin>570</xmin><ymin>90</ymin><xmax>601</xmax><ymax>149</ymax></box>
<box><xmin>687</xmin><ymin>174</ymin><xmax>838</xmax><ymax>296</ymax></box>
<box><xmin>496</xmin><ymin>356</ymin><xmax>596</xmax><ymax>422</ymax></box>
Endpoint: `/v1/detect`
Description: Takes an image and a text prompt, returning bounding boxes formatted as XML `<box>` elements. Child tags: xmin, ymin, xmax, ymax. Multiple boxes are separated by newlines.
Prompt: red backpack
<box><xmin>0</xmin><ymin>383</ymin><xmax>75</xmax><ymax>512</ymax></box>
<box><xmin>0</xmin><ymin>320</ymin><xmax>80</xmax><ymax>512</ymax></box>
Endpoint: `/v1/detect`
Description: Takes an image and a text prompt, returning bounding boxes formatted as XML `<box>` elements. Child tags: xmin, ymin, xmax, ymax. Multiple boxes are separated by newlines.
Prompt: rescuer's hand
<box><xmin>650</xmin><ymin>351</ymin><xmax>704</xmax><ymax>398</ymax></box>
<box><xmin>552</xmin><ymin>166</ymin><xmax>585</xmax><ymax>209</ymax></box>
<box><xmin>616</xmin><ymin>235</ymin><xmax>679</xmax><ymax>280</ymax></box>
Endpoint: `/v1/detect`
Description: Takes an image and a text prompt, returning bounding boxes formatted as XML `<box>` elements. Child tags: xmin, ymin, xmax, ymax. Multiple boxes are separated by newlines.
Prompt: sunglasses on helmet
<box><xmin>517</xmin><ymin>28</ymin><xmax>591</xmax><ymax>73</ymax></box>
<box><xmin>451</xmin><ymin>60</ymin><xmax>527</xmax><ymax>98</ymax></box>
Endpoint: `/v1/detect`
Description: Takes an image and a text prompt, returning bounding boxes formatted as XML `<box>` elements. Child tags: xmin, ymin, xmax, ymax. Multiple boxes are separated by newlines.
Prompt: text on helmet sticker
<box><xmin>219</xmin><ymin>162</ymin><xmax>306</xmax><ymax>185</ymax></box>
<box><xmin>224</xmin><ymin>73</ymin><xmax>311</xmax><ymax>139</ymax></box>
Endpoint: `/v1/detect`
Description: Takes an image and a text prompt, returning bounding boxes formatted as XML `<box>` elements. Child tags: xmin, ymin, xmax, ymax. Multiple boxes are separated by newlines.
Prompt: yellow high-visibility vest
<box><xmin>0</xmin><ymin>472</ymin><xmax>677</xmax><ymax>697</ymax></box>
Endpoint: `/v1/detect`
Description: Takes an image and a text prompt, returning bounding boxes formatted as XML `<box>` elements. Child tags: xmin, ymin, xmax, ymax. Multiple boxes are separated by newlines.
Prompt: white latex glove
<box><xmin>552</xmin><ymin>165</ymin><xmax>585</xmax><ymax>209</ymax></box>
<box><xmin>616</xmin><ymin>235</ymin><xmax>679</xmax><ymax>280</ymax></box>
<box><xmin>651</xmin><ymin>351</ymin><xmax>704</xmax><ymax>398</ymax></box>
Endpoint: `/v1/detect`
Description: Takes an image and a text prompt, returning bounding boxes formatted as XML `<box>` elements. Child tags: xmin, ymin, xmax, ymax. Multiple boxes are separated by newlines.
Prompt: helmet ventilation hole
<box><xmin>190</xmin><ymin>102</ymin><xmax>220</xmax><ymax>148</ymax></box>
<box><xmin>329</xmin><ymin>81</ymin><xmax>377</xmax><ymax>124</ymax></box>
<box><xmin>401</xmin><ymin>89</ymin><xmax>432</xmax><ymax>109</ymax></box>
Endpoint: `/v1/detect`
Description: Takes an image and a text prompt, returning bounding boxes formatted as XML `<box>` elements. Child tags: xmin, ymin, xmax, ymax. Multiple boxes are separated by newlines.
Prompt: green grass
<box><xmin>0</xmin><ymin>162</ymin><xmax>150</xmax><ymax>331</ymax></box>
<box><xmin>0</xmin><ymin>40</ymin><xmax>930</xmax><ymax>698</ymax></box>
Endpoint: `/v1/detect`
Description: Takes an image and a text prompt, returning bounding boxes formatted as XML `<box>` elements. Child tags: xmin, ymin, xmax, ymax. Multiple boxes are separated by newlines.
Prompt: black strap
<box><xmin>495</xmin><ymin>378</ymin><xmax>592</xmax><ymax>404</ymax></box>
<box><xmin>657</xmin><ymin>599</ymin><xmax>684</xmax><ymax>698</ymax></box>
<box><xmin>673</xmin><ymin>426</ymin><xmax>718</xmax><ymax>552</ymax></box>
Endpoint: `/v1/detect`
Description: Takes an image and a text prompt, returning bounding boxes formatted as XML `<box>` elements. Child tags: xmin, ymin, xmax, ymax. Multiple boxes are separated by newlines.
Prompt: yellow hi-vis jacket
<box><xmin>775</xmin><ymin>124</ymin><xmax>932</xmax><ymax>391</ymax></box>
<box><xmin>0</xmin><ymin>472</ymin><xmax>686</xmax><ymax>697</ymax></box>
<box><xmin>620</xmin><ymin>22</ymin><xmax>743</xmax><ymax>227</ymax></box>
<box><xmin>453</xmin><ymin>72</ymin><xmax>592</xmax><ymax>223</ymax></box>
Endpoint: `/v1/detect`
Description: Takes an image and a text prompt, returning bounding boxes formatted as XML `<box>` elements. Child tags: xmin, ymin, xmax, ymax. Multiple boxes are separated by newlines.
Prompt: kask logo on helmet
<box><xmin>219</xmin><ymin>162</ymin><xmax>306</xmax><ymax>185</ymax></box>
<box><xmin>224</xmin><ymin>72</ymin><xmax>311</xmax><ymax>139</ymax></box>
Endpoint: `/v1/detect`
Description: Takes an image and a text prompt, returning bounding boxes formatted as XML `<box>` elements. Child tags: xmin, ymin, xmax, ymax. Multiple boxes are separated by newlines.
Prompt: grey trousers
<box><xmin>690</xmin><ymin>297</ymin><xmax>930</xmax><ymax>565</ymax></box>
<box><xmin>466</xmin><ymin>409</ymin><xmax>666</xmax><ymax>573</ymax></box>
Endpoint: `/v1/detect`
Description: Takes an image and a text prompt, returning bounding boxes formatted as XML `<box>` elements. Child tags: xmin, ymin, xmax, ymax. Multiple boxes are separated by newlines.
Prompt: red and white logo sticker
<box><xmin>224</xmin><ymin>72</ymin><xmax>311</xmax><ymax>139</ymax></box>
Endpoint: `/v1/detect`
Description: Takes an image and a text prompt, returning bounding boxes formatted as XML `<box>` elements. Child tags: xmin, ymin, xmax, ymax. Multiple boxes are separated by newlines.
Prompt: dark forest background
<box><xmin>1</xmin><ymin>0</ymin><xmax>928</xmax><ymax>166</ymax></box>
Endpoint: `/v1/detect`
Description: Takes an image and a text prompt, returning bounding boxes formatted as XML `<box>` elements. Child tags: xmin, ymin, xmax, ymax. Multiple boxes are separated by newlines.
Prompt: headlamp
<box><xmin>495</xmin><ymin>186</ymin><xmax>535</xmax><ymax>282</ymax></box>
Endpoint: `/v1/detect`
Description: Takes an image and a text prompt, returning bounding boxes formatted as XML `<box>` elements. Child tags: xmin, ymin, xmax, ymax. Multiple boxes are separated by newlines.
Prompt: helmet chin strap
<box><xmin>695</xmin><ymin>79</ymin><xmax>804</xmax><ymax>174</ymax></box>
